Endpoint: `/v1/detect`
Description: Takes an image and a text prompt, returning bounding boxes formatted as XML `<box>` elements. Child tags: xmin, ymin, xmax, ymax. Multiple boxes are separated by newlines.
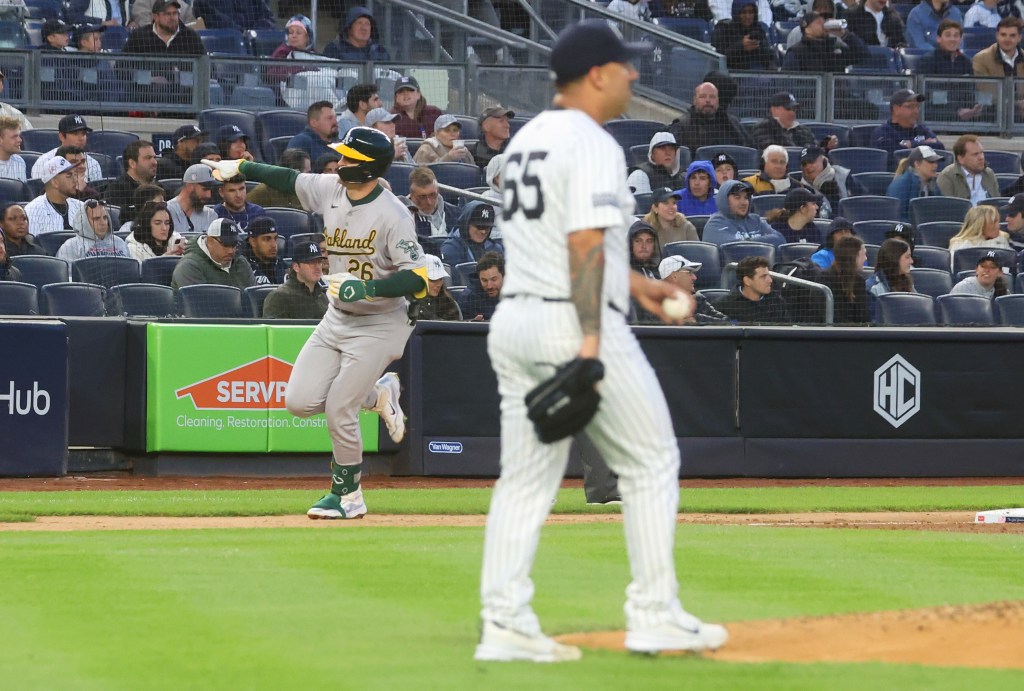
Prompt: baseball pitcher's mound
<box><xmin>557</xmin><ymin>601</ymin><xmax>1024</xmax><ymax>669</ymax></box>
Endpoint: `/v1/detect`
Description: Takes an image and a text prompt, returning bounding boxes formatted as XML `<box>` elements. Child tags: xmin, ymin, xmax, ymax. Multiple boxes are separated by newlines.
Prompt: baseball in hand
<box><xmin>662</xmin><ymin>291</ymin><xmax>695</xmax><ymax>320</ymax></box>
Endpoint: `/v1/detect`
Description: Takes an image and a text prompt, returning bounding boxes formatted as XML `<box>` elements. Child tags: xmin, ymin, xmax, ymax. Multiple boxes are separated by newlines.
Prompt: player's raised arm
<box><xmin>568</xmin><ymin>228</ymin><xmax>605</xmax><ymax>358</ymax></box>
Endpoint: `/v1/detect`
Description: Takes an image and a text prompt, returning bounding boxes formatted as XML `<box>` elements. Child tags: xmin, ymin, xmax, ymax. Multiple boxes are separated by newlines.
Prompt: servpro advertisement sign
<box><xmin>147</xmin><ymin>324</ymin><xmax>378</xmax><ymax>453</ymax></box>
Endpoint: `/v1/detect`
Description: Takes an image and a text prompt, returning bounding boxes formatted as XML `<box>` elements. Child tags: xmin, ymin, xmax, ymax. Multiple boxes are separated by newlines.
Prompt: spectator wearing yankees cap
<box><xmin>261</xmin><ymin>240</ymin><xmax>330</xmax><ymax>320</ymax></box>
<box><xmin>158</xmin><ymin>124</ymin><xmax>205</xmax><ymax>179</ymax></box>
<box><xmin>886</xmin><ymin>145</ymin><xmax>944</xmax><ymax>222</ymax></box>
<box><xmin>216</xmin><ymin>125</ymin><xmax>255</xmax><ymax>162</ymax></box>
<box><xmin>751</xmin><ymin>92</ymin><xmax>832</xmax><ymax>151</ymax></box>
<box><xmin>440</xmin><ymin>201</ymin><xmax>503</xmax><ymax>266</ymax></box>
<box><xmin>657</xmin><ymin>255</ymin><xmax>729</xmax><ymax>325</ymax></box>
<box><xmin>765</xmin><ymin>187</ymin><xmax>824</xmax><ymax>245</ymax></box>
<box><xmin>642</xmin><ymin>187</ymin><xmax>698</xmax><ymax>245</ymax></box>
<box><xmin>794</xmin><ymin>145</ymin><xmax>864</xmax><ymax>213</ymax></box>
<box><xmin>999</xmin><ymin>194</ymin><xmax>1024</xmax><ymax>251</ymax></box>
<box><xmin>391</xmin><ymin>76</ymin><xmax>443</xmax><ymax>139</ymax></box>
<box><xmin>416</xmin><ymin>254</ymin><xmax>462</xmax><ymax>321</ymax></box>
<box><xmin>950</xmin><ymin>250</ymin><xmax>1009</xmax><ymax>299</ymax></box>
<box><xmin>711</xmin><ymin>152</ymin><xmax>737</xmax><ymax>187</ymax></box>
<box><xmin>31</xmin><ymin>115</ymin><xmax>104</xmax><ymax>183</ymax></box>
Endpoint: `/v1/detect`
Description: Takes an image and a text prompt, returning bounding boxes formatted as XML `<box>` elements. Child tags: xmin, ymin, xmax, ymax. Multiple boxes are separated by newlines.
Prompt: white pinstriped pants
<box><xmin>481</xmin><ymin>297</ymin><xmax>684</xmax><ymax>634</ymax></box>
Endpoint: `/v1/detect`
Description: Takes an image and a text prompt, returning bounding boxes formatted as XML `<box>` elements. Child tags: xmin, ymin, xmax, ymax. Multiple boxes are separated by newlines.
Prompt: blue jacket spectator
<box><xmin>287</xmin><ymin>103</ymin><xmax>340</xmax><ymax>163</ymax></box>
<box><xmin>906</xmin><ymin>0</ymin><xmax>963</xmax><ymax>49</ymax></box>
<box><xmin>675</xmin><ymin>160</ymin><xmax>718</xmax><ymax>216</ymax></box>
<box><xmin>885</xmin><ymin>145</ymin><xmax>944</xmax><ymax>222</ymax></box>
<box><xmin>871</xmin><ymin>89</ymin><xmax>945</xmax><ymax>167</ymax></box>
<box><xmin>324</xmin><ymin>6</ymin><xmax>391</xmax><ymax>62</ymax></box>
<box><xmin>287</xmin><ymin>126</ymin><xmax>337</xmax><ymax>164</ymax></box>
<box><xmin>810</xmin><ymin>216</ymin><xmax>857</xmax><ymax>269</ymax></box>
<box><xmin>703</xmin><ymin>179</ymin><xmax>786</xmax><ymax>247</ymax></box>
<box><xmin>440</xmin><ymin>201</ymin><xmax>504</xmax><ymax>266</ymax></box>
<box><xmin>192</xmin><ymin>0</ymin><xmax>276</xmax><ymax>31</ymax></box>
<box><xmin>456</xmin><ymin>250</ymin><xmax>503</xmax><ymax>321</ymax></box>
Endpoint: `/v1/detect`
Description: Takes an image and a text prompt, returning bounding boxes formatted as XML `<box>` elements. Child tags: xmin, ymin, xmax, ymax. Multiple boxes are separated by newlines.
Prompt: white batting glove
<box><xmin>202</xmin><ymin>158</ymin><xmax>243</xmax><ymax>182</ymax></box>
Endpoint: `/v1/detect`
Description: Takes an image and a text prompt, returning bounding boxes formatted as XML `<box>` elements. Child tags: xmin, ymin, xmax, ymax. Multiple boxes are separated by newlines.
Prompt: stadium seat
<box><xmin>179</xmin><ymin>284</ymin><xmax>245</xmax><ymax>318</ymax></box>
<box><xmin>42</xmin><ymin>282</ymin><xmax>105</xmax><ymax>317</ymax></box>
<box><xmin>101</xmin><ymin>24</ymin><xmax>128</xmax><ymax>51</ymax></box>
<box><xmin>24</xmin><ymin>0</ymin><xmax>62</xmax><ymax>20</ymax></box>
<box><xmin>876</xmin><ymin>292</ymin><xmax>936</xmax><ymax>325</ymax></box>
<box><xmin>897</xmin><ymin>47</ymin><xmax>928</xmax><ymax>73</ymax></box>
<box><xmin>255</xmin><ymin>109</ymin><xmax>308</xmax><ymax>161</ymax></box>
<box><xmin>909</xmin><ymin>197</ymin><xmax>972</xmax><ymax>227</ymax></box>
<box><xmin>936</xmin><ymin>293</ymin><xmax>994</xmax><ymax>326</ymax></box>
<box><xmin>11</xmin><ymin>254</ymin><xmax>70</xmax><ymax>288</ymax></box>
<box><xmin>982</xmin><ymin>151</ymin><xmax>1020</xmax><ymax>175</ymax></box>
<box><xmin>266</xmin><ymin>136</ymin><xmax>293</xmax><ymax>165</ymax></box>
<box><xmin>20</xmin><ymin>129</ymin><xmax>60</xmax><ymax>152</ymax></box>
<box><xmin>198</xmin><ymin>29</ymin><xmax>247</xmax><ymax>55</ymax></box>
<box><xmin>838</xmin><ymin>195</ymin><xmax>900</xmax><ymax>223</ymax></box>
<box><xmin>653</xmin><ymin>17</ymin><xmax>710</xmax><ymax>42</ymax></box>
<box><xmin>451</xmin><ymin>115</ymin><xmax>480</xmax><ymax>140</ymax></box>
<box><xmin>962</xmin><ymin>27</ymin><xmax>996</xmax><ymax>53</ymax></box>
<box><xmin>158</xmin><ymin>178</ymin><xmax>184</xmax><ymax>197</ymax></box>
<box><xmin>805</xmin><ymin>123</ymin><xmax>850</xmax><ymax>148</ymax></box>
<box><xmin>695</xmin><ymin>145</ymin><xmax>759</xmax><ymax>171</ymax></box>
<box><xmin>633</xmin><ymin>192</ymin><xmax>653</xmax><ymax>212</ymax></box>
<box><xmin>777</xmin><ymin>242</ymin><xmax>818</xmax><ymax>263</ymax></box>
<box><xmin>605</xmin><ymin>119</ymin><xmax>667</xmax><ymax>154</ymax></box>
<box><xmin>418</xmin><ymin>235</ymin><xmax>445</xmax><ymax>257</ymax></box>
<box><xmin>687</xmin><ymin>214</ymin><xmax>711</xmax><ymax>239</ymax></box>
<box><xmin>997</xmin><ymin>173</ymin><xmax>1020</xmax><ymax>193</ymax></box>
<box><xmin>88</xmin><ymin>131</ymin><xmax>140</xmax><ymax>160</ymax></box>
<box><xmin>384</xmin><ymin>162</ymin><xmax>416</xmax><ymax>197</ymax></box>
<box><xmin>847</xmin><ymin>124</ymin><xmax>877</xmax><ymax>148</ymax></box>
<box><xmin>719</xmin><ymin>241</ymin><xmax>776</xmax><ymax>268</ymax></box>
<box><xmin>0</xmin><ymin>20</ymin><xmax>29</xmax><ymax>49</ymax></box>
<box><xmin>978</xmin><ymin>197</ymin><xmax>1010</xmax><ymax>210</ymax></box>
<box><xmin>244</xmin><ymin>285</ymin><xmax>277</xmax><ymax>318</ymax></box>
<box><xmin>995</xmin><ymin>293</ymin><xmax>1024</xmax><ymax>325</ymax></box>
<box><xmin>263</xmin><ymin>207</ymin><xmax>312</xmax><ymax>240</ymax></box>
<box><xmin>862</xmin><ymin>45</ymin><xmax>901</xmax><ymax>73</ymax></box>
<box><xmin>720</xmin><ymin>262</ymin><xmax>738</xmax><ymax>290</ymax></box>
<box><xmin>751</xmin><ymin>194</ymin><xmax>785</xmax><ymax>216</ymax></box>
<box><xmin>697</xmin><ymin>288</ymin><xmax>730</xmax><ymax>304</ymax></box>
<box><xmin>662</xmin><ymin>241</ymin><xmax>720</xmax><ymax>290</ymax></box>
<box><xmin>71</xmin><ymin>255</ymin><xmax>141</xmax><ymax>289</ymax></box>
<box><xmin>0</xmin><ymin>281</ymin><xmax>39</xmax><ymax>316</ymax></box>
<box><xmin>828</xmin><ymin>148</ymin><xmax>889</xmax><ymax>175</ymax></box>
<box><xmin>509</xmin><ymin>116</ymin><xmax>531</xmax><ymax>137</ymax></box>
<box><xmin>851</xmin><ymin>172</ymin><xmax>895</xmax><ymax>196</ymax></box>
<box><xmin>197</xmin><ymin>109</ymin><xmax>260</xmax><ymax>160</ymax></box>
<box><xmin>908</xmin><ymin>267</ymin><xmax>952</xmax><ymax>298</ymax></box>
<box><xmin>110</xmin><ymin>283</ymin><xmax>177</xmax><ymax>317</ymax></box>
<box><xmin>140</xmin><ymin>256</ymin><xmax>181</xmax><ymax>286</ymax></box>
<box><xmin>865</xmin><ymin>243</ymin><xmax>880</xmax><ymax>268</ymax></box>
<box><xmin>853</xmin><ymin>220</ymin><xmax>901</xmax><ymax>245</ymax></box>
<box><xmin>89</xmin><ymin>152</ymin><xmax>118</xmax><ymax>178</ymax></box>
<box><xmin>246</xmin><ymin>28</ymin><xmax>285</xmax><ymax>57</ymax></box>
<box><xmin>950</xmin><ymin>246</ymin><xmax>1017</xmax><ymax>275</ymax></box>
<box><xmin>0</xmin><ymin>178</ymin><xmax>31</xmax><ymax>204</ymax></box>
<box><xmin>452</xmin><ymin>261</ymin><xmax>477</xmax><ymax>288</ymax></box>
<box><xmin>917</xmin><ymin>221</ymin><xmax>960</xmax><ymax>248</ymax></box>
<box><xmin>429</xmin><ymin>162</ymin><xmax>484</xmax><ymax>190</ymax></box>
<box><xmin>913</xmin><ymin>246</ymin><xmax>952</xmax><ymax>272</ymax></box>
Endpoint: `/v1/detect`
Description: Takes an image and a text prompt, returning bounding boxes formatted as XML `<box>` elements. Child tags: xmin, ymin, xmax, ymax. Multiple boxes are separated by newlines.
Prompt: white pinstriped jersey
<box><xmin>24</xmin><ymin>195</ymin><xmax>84</xmax><ymax>234</ymax></box>
<box><xmin>498</xmin><ymin>109</ymin><xmax>634</xmax><ymax>313</ymax></box>
<box><xmin>295</xmin><ymin>174</ymin><xmax>425</xmax><ymax>315</ymax></box>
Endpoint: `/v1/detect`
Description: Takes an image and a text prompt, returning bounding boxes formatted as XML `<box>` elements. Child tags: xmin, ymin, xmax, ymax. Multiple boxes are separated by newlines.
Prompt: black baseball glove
<box><xmin>525</xmin><ymin>358</ymin><xmax>605</xmax><ymax>444</ymax></box>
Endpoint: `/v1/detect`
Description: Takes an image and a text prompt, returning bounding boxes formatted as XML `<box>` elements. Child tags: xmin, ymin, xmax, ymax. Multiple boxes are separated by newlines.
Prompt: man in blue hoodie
<box><xmin>440</xmin><ymin>201</ymin><xmax>504</xmax><ymax>266</ymax></box>
<box><xmin>674</xmin><ymin>160</ymin><xmax>718</xmax><ymax>216</ymax></box>
<box><xmin>702</xmin><ymin>179</ymin><xmax>786</xmax><ymax>246</ymax></box>
<box><xmin>324</xmin><ymin>6</ymin><xmax>392</xmax><ymax>62</ymax></box>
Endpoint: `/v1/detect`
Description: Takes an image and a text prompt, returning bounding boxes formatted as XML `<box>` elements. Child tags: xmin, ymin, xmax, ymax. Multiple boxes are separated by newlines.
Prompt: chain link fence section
<box><xmin>918</xmin><ymin>76</ymin><xmax>1003</xmax><ymax>134</ymax></box>
<box><xmin>830</xmin><ymin>74</ymin><xmax>913</xmax><ymax>124</ymax></box>
<box><xmin>729</xmin><ymin>72</ymin><xmax>823</xmax><ymax>121</ymax></box>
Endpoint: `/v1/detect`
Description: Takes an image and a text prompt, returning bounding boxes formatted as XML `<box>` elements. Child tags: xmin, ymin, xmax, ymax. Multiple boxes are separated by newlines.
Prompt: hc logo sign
<box><xmin>873</xmin><ymin>355</ymin><xmax>921</xmax><ymax>428</ymax></box>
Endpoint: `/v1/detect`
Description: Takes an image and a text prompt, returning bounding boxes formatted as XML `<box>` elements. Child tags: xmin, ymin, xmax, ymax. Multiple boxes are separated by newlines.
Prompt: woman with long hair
<box><xmin>126</xmin><ymin>201</ymin><xmax>185</xmax><ymax>262</ymax></box>
<box><xmin>866</xmin><ymin>237</ymin><xmax>915</xmax><ymax>321</ymax></box>
<box><xmin>818</xmin><ymin>235</ymin><xmax>869</xmax><ymax>324</ymax></box>
<box><xmin>947</xmin><ymin>204</ymin><xmax>1010</xmax><ymax>268</ymax></box>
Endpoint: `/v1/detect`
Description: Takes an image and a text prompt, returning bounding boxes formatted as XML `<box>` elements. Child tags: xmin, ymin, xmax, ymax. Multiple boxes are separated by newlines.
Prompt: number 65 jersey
<box><xmin>498</xmin><ymin>108</ymin><xmax>636</xmax><ymax>315</ymax></box>
<box><xmin>296</xmin><ymin>174</ymin><xmax>426</xmax><ymax>315</ymax></box>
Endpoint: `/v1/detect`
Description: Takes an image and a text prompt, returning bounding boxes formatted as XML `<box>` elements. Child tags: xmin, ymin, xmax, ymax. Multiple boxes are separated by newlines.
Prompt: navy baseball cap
<box><xmin>977</xmin><ymin>250</ymin><xmax>1003</xmax><ymax>268</ymax></box>
<box><xmin>292</xmin><ymin>241</ymin><xmax>323</xmax><ymax>264</ymax></box>
<box><xmin>550</xmin><ymin>19</ymin><xmax>653</xmax><ymax>85</ymax></box>
<box><xmin>173</xmin><ymin>124</ymin><xmax>204</xmax><ymax>143</ymax></box>
<box><xmin>247</xmin><ymin>217</ymin><xmax>277</xmax><ymax>237</ymax></box>
<box><xmin>206</xmin><ymin>218</ymin><xmax>243</xmax><ymax>246</ymax></box>
<box><xmin>652</xmin><ymin>187</ymin><xmax>682</xmax><ymax>204</ymax></box>
<box><xmin>468</xmin><ymin>203</ymin><xmax>496</xmax><ymax>228</ymax></box>
<box><xmin>217</xmin><ymin>124</ymin><xmax>248</xmax><ymax>142</ymax></box>
<box><xmin>58</xmin><ymin>114</ymin><xmax>92</xmax><ymax>134</ymax></box>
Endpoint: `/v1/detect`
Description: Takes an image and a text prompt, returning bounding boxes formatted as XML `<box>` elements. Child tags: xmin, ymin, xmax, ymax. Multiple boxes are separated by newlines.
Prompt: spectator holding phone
<box><xmin>711</xmin><ymin>0</ymin><xmax>774</xmax><ymax>70</ymax></box>
<box><xmin>127</xmin><ymin>201</ymin><xmax>185</xmax><ymax>261</ymax></box>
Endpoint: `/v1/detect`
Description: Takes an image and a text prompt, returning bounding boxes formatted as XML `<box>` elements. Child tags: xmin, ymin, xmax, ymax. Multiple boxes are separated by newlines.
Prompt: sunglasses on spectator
<box><xmin>85</xmin><ymin>199</ymin><xmax>107</xmax><ymax>209</ymax></box>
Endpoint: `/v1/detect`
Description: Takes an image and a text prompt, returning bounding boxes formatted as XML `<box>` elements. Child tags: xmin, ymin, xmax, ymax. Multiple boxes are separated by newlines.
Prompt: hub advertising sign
<box><xmin>147</xmin><ymin>324</ymin><xmax>378</xmax><ymax>453</ymax></box>
<box><xmin>0</xmin><ymin>321</ymin><xmax>68</xmax><ymax>476</ymax></box>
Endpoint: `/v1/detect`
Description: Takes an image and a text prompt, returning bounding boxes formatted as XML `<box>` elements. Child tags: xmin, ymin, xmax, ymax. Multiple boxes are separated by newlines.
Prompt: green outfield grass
<box><xmin>1</xmin><ymin>522</ymin><xmax>1021</xmax><ymax>690</ymax></box>
<box><xmin>0</xmin><ymin>484</ymin><xmax>1022</xmax><ymax>522</ymax></box>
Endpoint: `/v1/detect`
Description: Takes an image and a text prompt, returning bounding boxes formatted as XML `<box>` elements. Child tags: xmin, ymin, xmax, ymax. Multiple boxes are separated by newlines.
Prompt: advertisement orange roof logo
<box><xmin>175</xmin><ymin>356</ymin><xmax>293</xmax><ymax>410</ymax></box>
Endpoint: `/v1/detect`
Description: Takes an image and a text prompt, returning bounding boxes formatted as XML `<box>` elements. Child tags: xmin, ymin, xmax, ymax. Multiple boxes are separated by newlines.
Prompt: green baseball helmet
<box><xmin>331</xmin><ymin>126</ymin><xmax>395</xmax><ymax>183</ymax></box>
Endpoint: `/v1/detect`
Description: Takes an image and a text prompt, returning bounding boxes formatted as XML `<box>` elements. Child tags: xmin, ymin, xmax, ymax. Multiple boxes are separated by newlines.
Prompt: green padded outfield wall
<box><xmin>146</xmin><ymin>323</ymin><xmax>378</xmax><ymax>453</ymax></box>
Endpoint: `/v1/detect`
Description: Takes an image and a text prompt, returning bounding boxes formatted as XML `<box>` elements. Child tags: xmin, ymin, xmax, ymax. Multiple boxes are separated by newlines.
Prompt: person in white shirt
<box><xmin>30</xmin><ymin>114</ymin><xmax>104</xmax><ymax>183</ymax></box>
<box><xmin>607</xmin><ymin>0</ymin><xmax>653</xmax><ymax>22</ymax></box>
<box><xmin>963</xmin><ymin>0</ymin><xmax>1001</xmax><ymax>29</ymax></box>
<box><xmin>0</xmin><ymin>116</ymin><xmax>26</xmax><ymax>182</ymax></box>
<box><xmin>24</xmin><ymin>157</ymin><xmax>85</xmax><ymax>235</ymax></box>
<box><xmin>166</xmin><ymin>163</ymin><xmax>220</xmax><ymax>234</ymax></box>
<box><xmin>950</xmin><ymin>251</ymin><xmax>1009</xmax><ymax>297</ymax></box>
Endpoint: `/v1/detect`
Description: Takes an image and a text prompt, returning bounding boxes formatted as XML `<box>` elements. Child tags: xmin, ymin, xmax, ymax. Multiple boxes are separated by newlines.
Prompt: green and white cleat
<box><xmin>306</xmin><ymin>490</ymin><xmax>367</xmax><ymax>520</ymax></box>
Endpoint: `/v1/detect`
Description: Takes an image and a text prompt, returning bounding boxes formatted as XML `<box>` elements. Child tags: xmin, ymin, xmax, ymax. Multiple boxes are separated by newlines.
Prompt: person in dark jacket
<box><xmin>440</xmin><ymin>201</ymin><xmax>504</xmax><ymax>267</ymax></box>
<box><xmin>794</xmin><ymin>145</ymin><xmax>865</xmax><ymax>214</ymax></box>
<box><xmin>871</xmin><ymin>89</ymin><xmax>945</xmax><ymax>168</ymax></box>
<box><xmin>243</xmin><ymin>216</ymin><xmax>286</xmax><ymax>285</ymax></box>
<box><xmin>917</xmin><ymin>20</ymin><xmax>982</xmax><ymax>122</ymax></box>
<box><xmin>710</xmin><ymin>0</ymin><xmax>774</xmax><ymax>70</ymax></box>
<box><xmin>751</xmin><ymin>91</ymin><xmax>823</xmax><ymax>151</ymax></box>
<box><xmin>323</xmin><ymin>6</ymin><xmax>391</xmax><ymax>62</ymax></box>
<box><xmin>0</xmin><ymin>227</ymin><xmax>22</xmax><ymax>282</ymax></box>
<box><xmin>657</xmin><ymin>254</ymin><xmax>729</xmax><ymax>324</ymax></box>
<box><xmin>0</xmin><ymin>204</ymin><xmax>45</xmax><ymax>257</ymax></box>
<box><xmin>123</xmin><ymin>0</ymin><xmax>204</xmax><ymax>56</ymax></box>
<box><xmin>845</xmin><ymin>0</ymin><xmax>907</xmax><ymax>48</ymax></box>
<box><xmin>817</xmin><ymin>235</ymin><xmax>870</xmax><ymax>324</ymax></box>
<box><xmin>157</xmin><ymin>124</ymin><xmax>204</xmax><ymax>180</ymax></box>
<box><xmin>191</xmin><ymin>0</ymin><xmax>276</xmax><ymax>32</ymax></box>
<box><xmin>417</xmin><ymin>254</ymin><xmax>462</xmax><ymax>321</ymax></box>
<box><xmin>457</xmin><ymin>250</ymin><xmax>503</xmax><ymax>321</ymax></box>
<box><xmin>667</xmin><ymin>82</ymin><xmax>752</xmax><ymax>155</ymax></box>
<box><xmin>286</xmin><ymin>101</ymin><xmax>340</xmax><ymax>163</ymax></box>
<box><xmin>103</xmin><ymin>141</ymin><xmax>158</xmax><ymax>226</ymax></box>
<box><xmin>715</xmin><ymin>255</ymin><xmax>791</xmax><ymax>323</ymax></box>
<box><xmin>261</xmin><ymin>240</ymin><xmax>329</xmax><ymax>320</ymax></box>
<box><xmin>783</xmin><ymin>11</ymin><xmax>869</xmax><ymax>73</ymax></box>
<box><xmin>629</xmin><ymin>220</ymin><xmax>661</xmax><ymax>279</ymax></box>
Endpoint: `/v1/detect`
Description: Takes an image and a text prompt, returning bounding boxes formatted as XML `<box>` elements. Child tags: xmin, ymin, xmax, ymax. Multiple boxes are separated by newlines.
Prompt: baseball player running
<box><xmin>475</xmin><ymin>20</ymin><xmax>728</xmax><ymax>662</ymax></box>
<box><xmin>203</xmin><ymin>127</ymin><xmax>427</xmax><ymax>520</ymax></box>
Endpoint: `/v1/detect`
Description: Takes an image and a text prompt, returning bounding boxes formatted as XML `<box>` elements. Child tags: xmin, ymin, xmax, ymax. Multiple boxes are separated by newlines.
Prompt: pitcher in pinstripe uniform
<box><xmin>474</xmin><ymin>20</ymin><xmax>729</xmax><ymax>663</ymax></box>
